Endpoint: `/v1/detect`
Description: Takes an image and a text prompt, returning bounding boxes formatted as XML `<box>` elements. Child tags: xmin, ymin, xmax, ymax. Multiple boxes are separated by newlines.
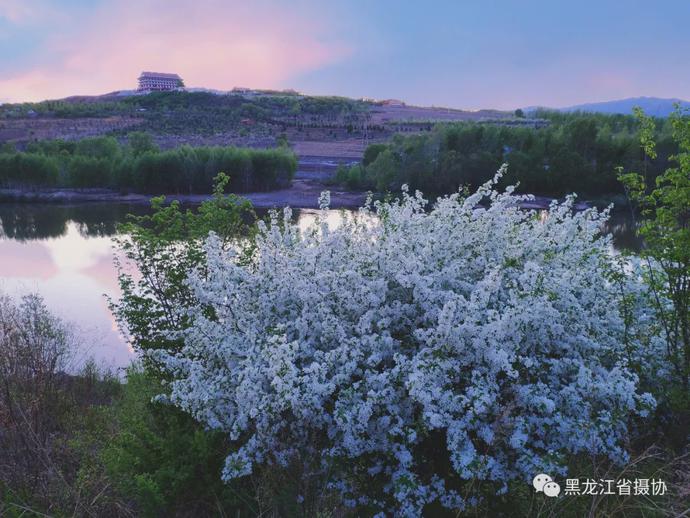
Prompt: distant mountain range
<box><xmin>526</xmin><ymin>97</ymin><xmax>690</xmax><ymax>117</ymax></box>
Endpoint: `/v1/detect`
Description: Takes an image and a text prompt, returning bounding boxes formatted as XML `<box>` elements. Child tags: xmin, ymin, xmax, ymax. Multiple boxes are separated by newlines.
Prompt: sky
<box><xmin>1</xmin><ymin>0</ymin><xmax>689</xmax><ymax>109</ymax></box>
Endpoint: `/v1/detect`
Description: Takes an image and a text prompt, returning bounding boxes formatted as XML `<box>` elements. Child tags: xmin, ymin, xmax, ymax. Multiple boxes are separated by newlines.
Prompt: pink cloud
<box><xmin>586</xmin><ymin>72</ymin><xmax>634</xmax><ymax>93</ymax></box>
<box><xmin>0</xmin><ymin>0</ymin><xmax>42</xmax><ymax>23</ymax></box>
<box><xmin>0</xmin><ymin>0</ymin><xmax>351</xmax><ymax>102</ymax></box>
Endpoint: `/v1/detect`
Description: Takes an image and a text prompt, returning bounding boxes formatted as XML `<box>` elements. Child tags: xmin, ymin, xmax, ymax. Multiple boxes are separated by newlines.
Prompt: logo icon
<box><xmin>533</xmin><ymin>473</ymin><xmax>561</xmax><ymax>497</ymax></box>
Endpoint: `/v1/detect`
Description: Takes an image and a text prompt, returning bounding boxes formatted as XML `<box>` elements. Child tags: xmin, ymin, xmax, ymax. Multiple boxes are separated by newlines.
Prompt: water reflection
<box><xmin>0</xmin><ymin>220</ymin><xmax>132</xmax><ymax>369</ymax></box>
<box><xmin>602</xmin><ymin>213</ymin><xmax>643</xmax><ymax>253</ymax></box>
<box><xmin>0</xmin><ymin>203</ymin><xmax>151</xmax><ymax>241</ymax></box>
<box><xmin>0</xmin><ymin>204</ymin><xmax>351</xmax><ymax>370</ymax></box>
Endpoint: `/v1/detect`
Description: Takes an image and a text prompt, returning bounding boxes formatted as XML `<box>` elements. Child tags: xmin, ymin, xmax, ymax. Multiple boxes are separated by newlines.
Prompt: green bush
<box><xmin>75</xmin><ymin>136</ymin><xmax>120</xmax><ymax>160</ymax></box>
<box><xmin>362</xmin><ymin>143</ymin><xmax>388</xmax><ymax>166</ymax></box>
<box><xmin>0</xmin><ymin>134</ymin><xmax>297</xmax><ymax>194</ymax></box>
<box><xmin>345</xmin><ymin>164</ymin><xmax>364</xmax><ymax>189</ymax></box>
<box><xmin>346</xmin><ymin>113</ymin><xmax>677</xmax><ymax>198</ymax></box>
<box><xmin>100</xmin><ymin>367</ymin><xmax>254</xmax><ymax>517</ymax></box>
<box><xmin>128</xmin><ymin>131</ymin><xmax>159</xmax><ymax>156</ymax></box>
<box><xmin>0</xmin><ymin>153</ymin><xmax>59</xmax><ymax>187</ymax></box>
<box><xmin>68</xmin><ymin>155</ymin><xmax>112</xmax><ymax>188</ymax></box>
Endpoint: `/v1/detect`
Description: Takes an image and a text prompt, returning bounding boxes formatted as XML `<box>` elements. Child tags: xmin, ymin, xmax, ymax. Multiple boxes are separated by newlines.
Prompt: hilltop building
<box><xmin>382</xmin><ymin>99</ymin><xmax>405</xmax><ymax>107</ymax></box>
<box><xmin>138</xmin><ymin>72</ymin><xmax>183</xmax><ymax>91</ymax></box>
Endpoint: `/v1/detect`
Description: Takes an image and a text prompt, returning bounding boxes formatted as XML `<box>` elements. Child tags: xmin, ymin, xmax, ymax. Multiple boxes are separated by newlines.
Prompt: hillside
<box><xmin>0</xmin><ymin>91</ymin><xmax>514</xmax><ymax>162</ymax></box>
<box><xmin>527</xmin><ymin>96</ymin><xmax>690</xmax><ymax>117</ymax></box>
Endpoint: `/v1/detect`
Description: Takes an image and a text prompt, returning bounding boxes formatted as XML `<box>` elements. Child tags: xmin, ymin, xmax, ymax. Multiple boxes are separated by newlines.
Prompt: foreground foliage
<box><xmin>99</xmin><ymin>367</ymin><xmax>254</xmax><ymax>517</ymax></box>
<box><xmin>0</xmin><ymin>307</ymin><xmax>252</xmax><ymax>516</ymax></box>
<box><xmin>0</xmin><ymin>294</ymin><xmax>122</xmax><ymax>516</ymax></box>
<box><xmin>620</xmin><ymin>106</ymin><xmax>690</xmax><ymax>437</ymax></box>
<box><xmin>156</xmin><ymin>170</ymin><xmax>660</xmax><ymax>516</ymax></box>
<box><xmin>1</xmin><ymin>163</ymin><xmax>687</xmax><ymax>514</ymax></box>
<box><xmin>112</xmin><ymin>173</ymin><xmax>255</xmax><ymax>354</ymax></box>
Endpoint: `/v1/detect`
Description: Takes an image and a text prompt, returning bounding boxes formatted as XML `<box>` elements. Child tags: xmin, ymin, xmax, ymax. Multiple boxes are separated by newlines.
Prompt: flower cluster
<box><xmin>156</xmin><ymin>168</ymin><xmax>655</xmax><ymax>515</ymax></box>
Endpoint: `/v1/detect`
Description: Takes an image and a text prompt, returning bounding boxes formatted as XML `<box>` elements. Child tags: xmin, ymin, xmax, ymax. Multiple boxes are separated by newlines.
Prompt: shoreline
<box><xmin>0</xmin><ymin>185</ymin><xmax>597</xmax><ymax>211</ymax></box>
<box><xmin>0</xmin><ymin>166</ymin><xmax>609</xmax><ymax>212</ymax></box>
<box><xmin>0</xmin><ymin>180</ymin><xmax>369</xmax><ymax>210</ymax></box>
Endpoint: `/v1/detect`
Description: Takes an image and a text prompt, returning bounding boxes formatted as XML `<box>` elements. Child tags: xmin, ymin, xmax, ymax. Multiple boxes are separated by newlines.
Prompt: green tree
<box><xmin>75</xmin><ymin>136</ymin><xmax>120</xmax><ymax>160</ymax></box>
<box><xmin>128</xmin><ymin>131</ymin><xmax>158</xmax><ymax>156</ymax></box>
<box><xmin>112</xmin><ymin>173</ymin><xmax>255</xmax><ymax>355</ymax></box>
<box><xmin>350</xmin><ymin>115</ymin><xmax>675</xmax><ymax>199</ymax></box>
<box><xmin>68</xmin><ymin>155</ymin><xmax>112</xmax><ymax>188</ymax></box>
<box><xmin>619</xmin><ymin>106</ymin><xmax>690</xmax><ymax>402</ymax></box>
<box><xmin>368</xmin><ymin>148</ymin><xmax>399</xmax><ymax>192</ymax></box>
<box><xmin>106</xmin><ymin>174</ymin><xmax>259</xmax><ymax>515</ymax></box>
<box><xmin>362</xmin><ymin>143</ymin><xmax>388</xmax><ymax>166</ymax></box>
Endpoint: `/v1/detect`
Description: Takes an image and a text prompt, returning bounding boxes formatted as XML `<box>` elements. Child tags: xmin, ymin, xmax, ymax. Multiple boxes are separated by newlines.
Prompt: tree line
<box><xmin>0</xmin><ymin>133</ymin><xmax>297</xmax><ymax>193</ymax></box>
<box><xmin>338</xmin><ymin>111</ymin><xmax>679</xmax><ymax>199</ymax></box>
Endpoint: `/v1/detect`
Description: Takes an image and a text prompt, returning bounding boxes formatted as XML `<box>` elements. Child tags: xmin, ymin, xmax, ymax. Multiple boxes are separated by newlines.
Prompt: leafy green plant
<box><xmin>99</xmin><ymin>367</ymin><xmax>254</xmax><ymax>517</ymax></box>
<box><xmin>619</xmin><ymin>106</ymin><xmax>690</xmax><ymax>438</ymax></box>
<box><xmin>105</xmin><ymin>175</ymin><xmax>265</xmax><ymax>515</ymax></box>
<box><xmin>112</xmin><ymin>173</ymin><xmax>255</xmax><ymax>355</ymax></box>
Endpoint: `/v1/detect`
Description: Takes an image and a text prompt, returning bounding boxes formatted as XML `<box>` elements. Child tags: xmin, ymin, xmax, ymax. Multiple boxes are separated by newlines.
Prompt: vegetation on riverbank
<box><xmin>0</xmin><ymin>133</ymin><xmax>297</xmax><ymax>193</ymax></box>
<box><xmin>337</xmin><ymin>110</ymin><xmax>679</xmax><ymax>199</ymax></box>
<box><xmin>2</xmin><ymin>173</ymin><xmax>689</xmax><ymax>516</ymax></box>
<box><xmin>0</xmin><ymin>294</ymin><xmax>249</xmax><ymax>516</ymax></box>
<box><xmin>1</xmin><ymin>108</ymin><xmax>689</xmax><ymax>516</ymax></box>
<box><xmin>620</xmin><ymin>107</ymin><xmax>690</xmax><ymax>402</ymax></box>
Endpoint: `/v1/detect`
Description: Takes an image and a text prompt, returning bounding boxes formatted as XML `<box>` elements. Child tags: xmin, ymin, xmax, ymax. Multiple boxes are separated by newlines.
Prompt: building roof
<box><xmin>139</xmin><ymin>71</ymin><xmax>182</xmax><ymax>80</ymax></box>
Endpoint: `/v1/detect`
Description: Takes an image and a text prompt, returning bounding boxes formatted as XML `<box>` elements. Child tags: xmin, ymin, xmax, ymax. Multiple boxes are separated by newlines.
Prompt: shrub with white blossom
<box><xmin>156</xmin><ymin>168</ymin><xmax>656</xmax><ymax>516</ymax></box>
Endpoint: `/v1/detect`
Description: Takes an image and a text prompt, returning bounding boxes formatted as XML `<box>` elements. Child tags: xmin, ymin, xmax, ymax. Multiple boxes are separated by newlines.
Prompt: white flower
<box><xmin>155</xmin><ymin>167</ymin><xmax>658</xmax><ymax>516</ymax></box>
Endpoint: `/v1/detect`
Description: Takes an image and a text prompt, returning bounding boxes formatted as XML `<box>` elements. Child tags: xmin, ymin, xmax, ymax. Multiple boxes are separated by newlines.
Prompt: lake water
<box><xmin>0</xmin><ymin>204</ymin><xmax>151</xmax><ymax>370</ymax></box>
<box><xmin>0</xmin><ymin>203</ymin><xmax>639</xmax><ymax>371</ymax></box>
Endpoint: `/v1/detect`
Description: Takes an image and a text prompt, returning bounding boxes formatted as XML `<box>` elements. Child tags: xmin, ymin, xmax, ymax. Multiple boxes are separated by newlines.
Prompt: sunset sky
<box><xmin>1</xmin><ymin>0</ymin><xmax>689</xmax><ymax>109</ymax></box>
